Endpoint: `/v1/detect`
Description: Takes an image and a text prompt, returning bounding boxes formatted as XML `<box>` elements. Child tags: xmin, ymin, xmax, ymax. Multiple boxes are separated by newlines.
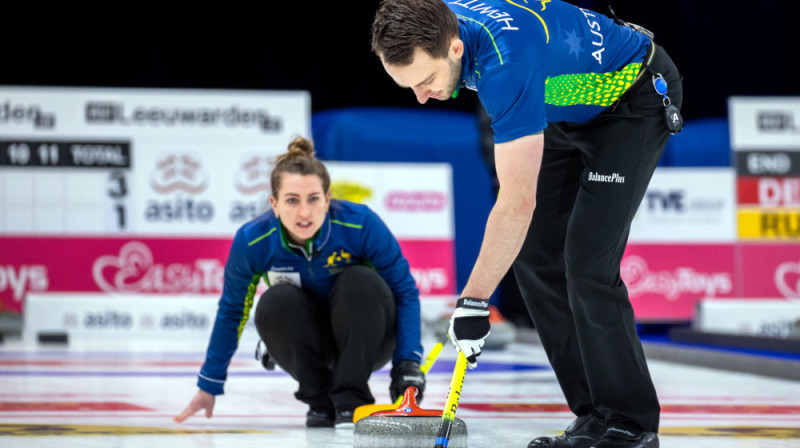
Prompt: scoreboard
<box><xmin>0</xmin><ymin>87</ymin><xmax>311</xmax><ymax>235</ymax></box>
<box><xmin>1</xmin><ymin>139</ymin><xmax>132</xmax><ymax>233</ymax></box>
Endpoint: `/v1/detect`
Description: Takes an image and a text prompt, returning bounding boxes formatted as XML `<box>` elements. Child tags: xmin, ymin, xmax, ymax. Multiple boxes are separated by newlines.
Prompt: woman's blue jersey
<box><xmin>198</xmin><ymin>199</ymin><xmax>423</xmax><ymax>395</ymax></box>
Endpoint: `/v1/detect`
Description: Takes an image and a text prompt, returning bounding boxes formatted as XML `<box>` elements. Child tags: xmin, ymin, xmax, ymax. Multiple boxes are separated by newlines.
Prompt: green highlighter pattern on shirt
<box><xmin>545</xmin><ymin>62</ymin><xmax>641</xmax><ymax>107</ymax></box>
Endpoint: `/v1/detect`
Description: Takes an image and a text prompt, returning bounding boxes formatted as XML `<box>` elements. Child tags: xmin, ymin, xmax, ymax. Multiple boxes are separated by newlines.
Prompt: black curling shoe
<box><xmin>305</xmin><ymin>407</ymin><xmax>334</xmax><ymax>428</ymax></box>
<box><xmin>528</xmin><ymin>414</ymin><xmax>607</xmax><ymax>448</ymax></box>
<box><xmin>589</xmin><ymin>427</ymin><xmax>659</xmax><ymax>448</ymax></box>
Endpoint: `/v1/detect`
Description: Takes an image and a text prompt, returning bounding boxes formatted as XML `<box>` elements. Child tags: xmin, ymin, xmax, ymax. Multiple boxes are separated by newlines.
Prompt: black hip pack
<box><xmin>610</xmin><ymin>6</ymin><xmax>683</xmax><ymax>135</ymax></box>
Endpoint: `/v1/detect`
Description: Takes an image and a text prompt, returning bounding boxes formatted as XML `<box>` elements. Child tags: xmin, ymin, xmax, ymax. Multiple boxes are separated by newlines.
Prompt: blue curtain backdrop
<box><xmin>313</xmin><ymin>107</ymin><xmax>495</xmax><ymax>302</ymax></box>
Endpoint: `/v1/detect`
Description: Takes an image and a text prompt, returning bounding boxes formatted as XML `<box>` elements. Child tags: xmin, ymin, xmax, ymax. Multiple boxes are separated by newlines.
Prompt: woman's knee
<box><xmin>255</xmin><ymin>284</ymin><xmax>313</xmax><ymax>330</ymax></box>
<box><xmin>331</xmin><ymin>265</ymin><xmax>392</xmax><ymax>306</ymax></box>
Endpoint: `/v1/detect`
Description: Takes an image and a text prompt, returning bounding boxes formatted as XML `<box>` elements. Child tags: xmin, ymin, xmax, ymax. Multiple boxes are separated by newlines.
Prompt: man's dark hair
<box><xmin>371</xmin><ymin>0</ymin><xmax>460</xmax><ymax>66</ymax></box>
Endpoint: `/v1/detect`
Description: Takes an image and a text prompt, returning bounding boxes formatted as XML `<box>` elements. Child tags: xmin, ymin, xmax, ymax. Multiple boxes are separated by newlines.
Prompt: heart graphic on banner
<box><xmin>92</xmin><ymin>242</ymin><xmax>154</xmax><ymax>293</ymax></box>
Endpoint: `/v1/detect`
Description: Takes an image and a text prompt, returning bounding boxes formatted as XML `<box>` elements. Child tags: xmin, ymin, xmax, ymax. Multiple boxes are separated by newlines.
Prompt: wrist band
<box><xmin>456</xmin><ymin>297</ymin><xmax>490</xmax><ymax>310</ymax></box>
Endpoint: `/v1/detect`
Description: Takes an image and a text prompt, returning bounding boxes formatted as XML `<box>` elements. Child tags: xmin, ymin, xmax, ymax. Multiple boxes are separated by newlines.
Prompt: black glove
<box><xmin>389</xmin><ymin>360</ymin><xmax>425</xmax><ymax>403</ymax></box>
<box><xmin>255</xmin><ymin>340</ymin><xmax>275</xmax><ymax>371</ymax></box>
<box><xmin>448</xmin><ymin>297</ymin><xmax>491</xmax><ymax>369</ymax></box>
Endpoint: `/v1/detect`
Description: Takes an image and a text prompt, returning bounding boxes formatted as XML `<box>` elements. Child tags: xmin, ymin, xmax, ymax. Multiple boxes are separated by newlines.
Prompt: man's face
<box><xmin>382</xmin><ymin>40</ymin><xmax>463</xmax><ymax>104</ymax></box>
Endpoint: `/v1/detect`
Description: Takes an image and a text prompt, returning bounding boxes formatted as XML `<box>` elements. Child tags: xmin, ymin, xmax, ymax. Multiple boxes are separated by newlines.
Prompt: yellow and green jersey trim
<box><xmin>248</xmin><ymin>227</ymin><xmax>277</xmax><ymax>246</ymax></box>
<box><xmin>331</xmin><ymin>219</ymin><xmax>363</xmax><ymax>229</ymax></box>
<box><xmin>236</xmin><ymin>273</ymin><xmax>261</xmax><ymax>340</ymax></box>
<box><xmin>456</xmin><ymin>14</ymin><xmax>504</xmax><ymax>65</ymax></box>
<box><xmin>545</xmin><ymin>62</ymin><xmax>641</xmax><ymax>107</ymax></box>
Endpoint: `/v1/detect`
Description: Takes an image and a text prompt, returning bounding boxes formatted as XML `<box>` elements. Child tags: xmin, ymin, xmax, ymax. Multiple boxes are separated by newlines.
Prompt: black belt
<box><xmin>631</xmin><ymin>40</ymin><xmax>657</xmax><ymax>89</ymax></box>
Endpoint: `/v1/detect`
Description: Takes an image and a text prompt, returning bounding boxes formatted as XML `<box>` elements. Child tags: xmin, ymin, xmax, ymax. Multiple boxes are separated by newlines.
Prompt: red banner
<box><xmin>738</xmin><ymin>177</ymin><xmax>800</xmax><ymax>207</ymax></box>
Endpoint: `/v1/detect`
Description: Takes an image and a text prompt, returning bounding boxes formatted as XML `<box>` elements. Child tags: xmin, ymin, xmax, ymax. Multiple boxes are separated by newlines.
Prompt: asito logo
<box><xmin>146</xmin><ymin>153</ymin><xmax>214</xmax><ymax>222</ymax></box>
<box><xmin>151</xmin><ymin>153</ymin><xmax>208</xmax><ymax>194</ymax></box>
<box><xmin>235</xmin><ymin>155</ymin><xmax>274</xmax><ymax>195</ymax></box>
<box><xmin>230</xmin><ymin>155</ymin><xmax>274</xmax><ymax>223</ymax></box>
<box><xmin>0</xmin><ymin>100</ymin><xmax>56</xmax><ymax>129</ymax></box>
<box><xmin>160</xmin><ymin>310</ymin><xmax>209</xmax><ymax>329</ymax></box>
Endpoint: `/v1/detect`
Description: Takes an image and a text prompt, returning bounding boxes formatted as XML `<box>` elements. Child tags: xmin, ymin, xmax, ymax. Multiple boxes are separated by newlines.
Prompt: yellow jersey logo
<box><xmin>324</xmin><ymin>250</ymin><xmax>353</xmax><ymax>269</ymax></box>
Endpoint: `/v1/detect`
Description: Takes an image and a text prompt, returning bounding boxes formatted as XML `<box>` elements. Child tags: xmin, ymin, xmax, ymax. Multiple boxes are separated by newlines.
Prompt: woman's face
<box><xmin>269</xmin><ymin>173</ymin><xmax>331</xmax><ymax>245</ymax></box>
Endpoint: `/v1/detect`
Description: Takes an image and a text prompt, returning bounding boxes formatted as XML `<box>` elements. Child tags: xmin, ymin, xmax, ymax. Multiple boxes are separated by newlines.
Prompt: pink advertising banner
<box><xmin>621</xmin><ymin>244</ymin><xmax>737</xmax><ymax>320</ymax></box>
<box><xmin>0</xmin><ymin>237</ymin><xmax>455</xmax><ymax>314</ymax></box>
<box><xmin>738</xmin><ymin>243</ymin><xmax>800</xmax><ymax>299</ymax></box>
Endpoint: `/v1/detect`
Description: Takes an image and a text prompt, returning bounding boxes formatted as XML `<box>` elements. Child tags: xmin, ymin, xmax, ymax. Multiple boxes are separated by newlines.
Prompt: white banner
<box><xmin>0</xmin><ymin>86</ymin><xmax>310</xmax><ymax>141</ymax></box>
<box><xmin>728</xmin><ymin>96</ymin><xmax>800</xmax><ymax>150</ymax></box>
<box><xmin>629</xmin><ymin>168</ymin><xmax>737</xmax><ymax>242</ymax></box>
<box><xmin>22</xmin><ymin>293</ymin><xmax>227</xmax><ymax>343</ymax></box>
<box><xmin>695</xmin><ymin>298</ymin><xmax>800</xmax><ymax>338</ymax></box>
<box><xmin>21</xmin><ymin>292</ymin><xmax>453</xmax><ymax>343</ymax></box>
<box><xmin>326</xmin><ymin>162</ymin><xmax>454</xmax><ymax>239</ymax></box>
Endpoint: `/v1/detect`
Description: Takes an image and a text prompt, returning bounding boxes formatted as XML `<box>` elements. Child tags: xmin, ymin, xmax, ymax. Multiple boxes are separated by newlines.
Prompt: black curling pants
<box><xmin>254</xmin><ymin>265</ymin><xmax>396</xmax><ymax>411</ymax></box>
<box><xmin>513</xmin><ymin>44</ymin><xmax>682</xmax><ymax>433</ymax></box>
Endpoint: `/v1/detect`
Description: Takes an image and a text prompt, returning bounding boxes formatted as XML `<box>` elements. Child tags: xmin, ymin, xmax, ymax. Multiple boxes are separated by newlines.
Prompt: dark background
<box><xmin>3</xmin><ymin>1</ymin><xmax>795</xmax><ymax>327</ymax></box>
<box><xmin>2</xmin><ymin>1</ymin><xmax>797</xmax><ymax>121</ymax></box>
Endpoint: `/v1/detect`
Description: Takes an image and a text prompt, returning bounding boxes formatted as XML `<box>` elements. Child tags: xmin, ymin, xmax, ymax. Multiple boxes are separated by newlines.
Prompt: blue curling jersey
<box><xmin>198</xmin><ymin>199</ymin><xmax>423</xmax><ymax>395</ymax></box>
<box><xmin>449</xmin><ymin>0</ymin><xmax>650</xmax><ymax>143</ymax></box>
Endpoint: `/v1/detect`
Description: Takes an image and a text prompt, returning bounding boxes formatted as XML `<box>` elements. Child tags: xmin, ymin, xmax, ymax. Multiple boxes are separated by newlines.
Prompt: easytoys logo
<box><xmin>621</xmin><ymin>256</ymin><xmax>732</xmax><ymax>300</ymax></box>
<box><xmin>0</xmin><ymin>265</ymin><xmax>49</xmax><ymax>305</ymax></box>
<box><xmin>775</xmin><ymin>259</ymin><xmax>800</xmax><ymax>298</ymax></box>
<box><xmin>92</xmin><ymin>242</ymin><xmax>224</xmax><ymax>293</ymax></box>
<box><xmin>410</xmin><ymin>268</ymin><xmax>449</xmax><ymax>294</ymax></box>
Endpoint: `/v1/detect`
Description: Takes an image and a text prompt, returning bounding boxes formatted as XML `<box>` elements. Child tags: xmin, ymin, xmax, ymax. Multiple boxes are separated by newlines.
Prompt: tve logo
<box><xmin>645</xmin><ymin>190</ymin><xmax>685</xmax><ymax>212</ymax></box>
